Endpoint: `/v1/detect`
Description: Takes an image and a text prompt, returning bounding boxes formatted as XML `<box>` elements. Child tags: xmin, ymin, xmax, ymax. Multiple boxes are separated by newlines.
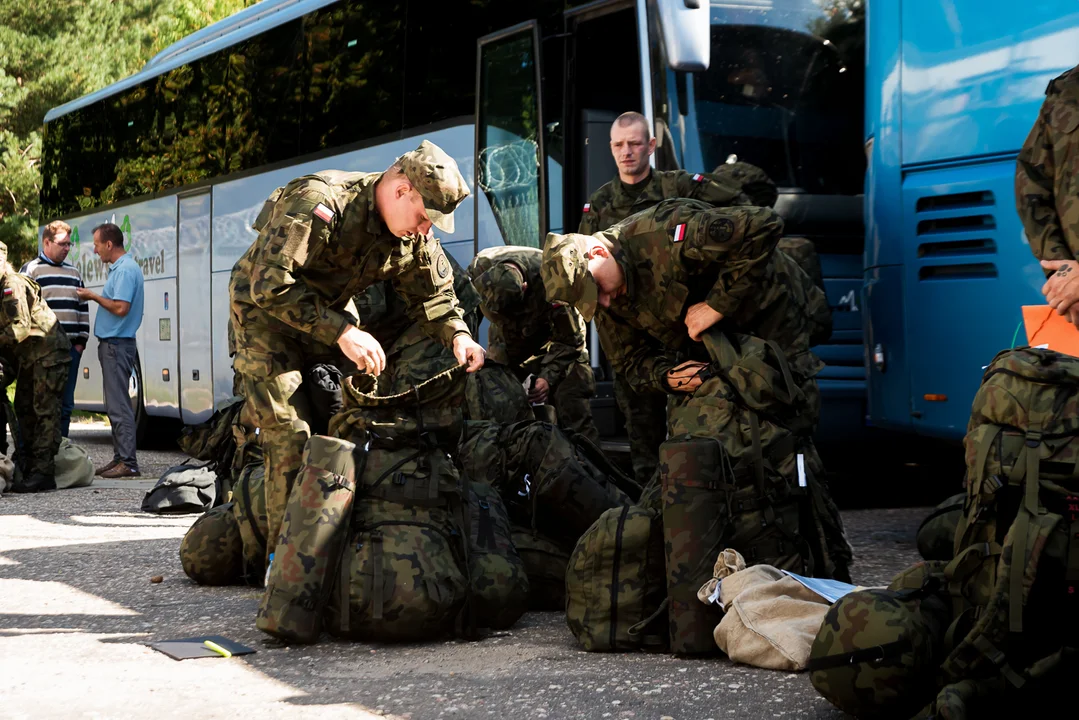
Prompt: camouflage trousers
<box><xmin>14</xmin><ymin>358</ymin><xmax>68</xmax><ymax>480</ymax></box>
<box><xmin>549</xmin><ymin>362</ymin><xmax>600</xmax><ymax>444</ymax></box>
<box><xmin>614</xmin><ymin>373</ymin><xmax>668</xmax><ymax>488</ymax></box>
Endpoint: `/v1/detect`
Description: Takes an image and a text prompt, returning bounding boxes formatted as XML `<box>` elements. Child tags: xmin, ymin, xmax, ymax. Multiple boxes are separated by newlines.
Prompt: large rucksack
<box><xmin>511</xmin><ymin>526</ymin><xmax>570</xmax><ymax>610</ymax></box>
<box><xmin>916</xmin><ymin>493</ymin><xmax>965</xmax><ymax>562</ymax></box>
<box><xmin>463</xmin><ymin>361</ymin><xmax>533</xmax><ymax>424</ymax></box>
<box><xmin>565</xmin><ymin>504</ymin><xmax>667</xmax><ymax>652</ymax></box>
<box><xmin>141</xmin><ymin>463</ymin><xmax>218</xmax><ymax>515</ymax></box>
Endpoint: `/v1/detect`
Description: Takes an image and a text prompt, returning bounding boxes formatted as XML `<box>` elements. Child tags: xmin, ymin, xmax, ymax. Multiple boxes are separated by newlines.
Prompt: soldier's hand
<box><xmin>1068</xmin><ymin>304</ymin><xmax>1079</xmax><ymax>329</ymax></box>
<box><xmin>337</xmin><ymin>326</ymin><xmax>387</xmax><ymax>376</ymax></box>
<box><xmin>528</xmin><ymin>377</ymin><xmax>550</xmax><ymax>404</ymax></box>
<box><xmin>666</xmin><ymin>361</ymin><xmax>709</xmax><ymax>393</ymax></box>
<box><xmin>1040</xmin><ymin>260</ymin><xmax>1079</xmax><ymax>314</ymax></box>
<box><xmin>684</xmin><ymin>302</ymin><xmax>724</xmax><ymax>342</ymax></box>
<box><xmin>453</xmin><ymin>335</ymin><xmax>486</xmax><ymax>373</ymax></box>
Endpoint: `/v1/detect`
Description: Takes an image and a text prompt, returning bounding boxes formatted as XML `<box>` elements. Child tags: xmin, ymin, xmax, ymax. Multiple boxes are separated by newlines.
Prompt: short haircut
<box><xmin>42</xmin><ymin>220</ymin><xmax>71</xmax><ymax>243</ymax></box>
<box><xmin>613</xmin><ymin>111</ymin><xmax>652</xmax><ymax>139</ymax></box>
<box><xmin>589</xmin><ymin>233</ymin><xmax>615</xmax><ymax>254</ymax></box>
<box><xmin>92</xmin><ymin>222</ymin><xmax>125</xmax><ymax>249</ymax></box>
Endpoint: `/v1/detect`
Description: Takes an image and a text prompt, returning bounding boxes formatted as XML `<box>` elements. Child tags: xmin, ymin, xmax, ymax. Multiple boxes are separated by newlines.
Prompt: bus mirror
<box><xmin>656</xmin><ymin>0</ymin><xmax>710</xmax><ymax>72</ymax></box>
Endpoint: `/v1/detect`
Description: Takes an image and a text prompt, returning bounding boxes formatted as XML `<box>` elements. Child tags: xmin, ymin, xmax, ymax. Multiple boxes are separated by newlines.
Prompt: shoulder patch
<box><xmin>313</xmin><ymin>203</ymin><xmax>335</xmax><ymax>224</ymax></box>
<box><xmin>436</xmin><ymin>253</ymin><xmax>451</xmax><ymax>279</ymax></box>
<box><xmin>692</xmin><ymin>173</ymin><xmax>705</xmax><ymax>183</ymax></box>
<box><xmin>672</xmin><ymin>223</ymin><xmax>687</xmax><ymax>243</ymax></box>
<box><xmin>583</xmin><ymin>203</ymin><xmax>591</xmax><ymax>213</ymax></box>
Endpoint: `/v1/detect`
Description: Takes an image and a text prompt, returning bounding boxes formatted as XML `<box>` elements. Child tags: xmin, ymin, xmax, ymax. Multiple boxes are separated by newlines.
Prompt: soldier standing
<box><xmin>1016</xmin><ymin>64</ymin><xmax>1079</xmax><ymax>325</ymax></box>
<box><xmin>542</xmin><ymin>198</ymin><xmax>852</xmax><ymax>580</ymax></box>
<box><xmin>229</xmin><ymin>140</ymin><xmax>485</xmax><ymax>561</ymax></box>
<box><xmin>468</xmin><ymin>246</ymin><xmax>600</xmax><ymax>443</ymax></box>
<box><xmin>0</xmin><ymin>242</ymin><xmax>71</xmax><ymax>493</ymax></box>
<box><xmin>578</xmin><ymin>112</ymin><xmax>753</xmax><ymax>488</ymax></box>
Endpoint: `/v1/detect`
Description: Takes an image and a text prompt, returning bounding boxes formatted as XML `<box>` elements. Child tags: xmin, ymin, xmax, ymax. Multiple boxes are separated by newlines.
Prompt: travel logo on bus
<box><xmin>70</xmin><ymin>214</ymin><xmax>168</xmax><ymax>285</ymax></box>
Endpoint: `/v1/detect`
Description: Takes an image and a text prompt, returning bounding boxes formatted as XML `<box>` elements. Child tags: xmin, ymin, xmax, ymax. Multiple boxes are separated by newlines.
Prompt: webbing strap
<box><xmin>806</xmin><ymin>638</ymin><xmax>913</xmax><ymax>671</ymax></box>
<box><xmin>338</xmin><ymin>543</ymin><xmax>351</xmax><ymax>633</ymax></box>
<box><xmin>1008</xmin><ymin>428</ymin><xmax>1043</xmax><ymax>634</ymax></box>
<box><xmin>971</xmin><ymin>634</ymin><xmax>1027</xmax><ymax>688</ymax></box>
<box><xmin>749</xmin><ymin>413</ymin><xmax>766</xmax><ymax>498</ymax></box>
<box><xmin>764</xmin><ymin>339</ymin><xmax>799</xmax><ymax>407</ymax></box>
<box><xmin>972</xmin><ymin>425</ymin><xmax>1003</xmax><ymax>499</ymax></box>
<box><xmin>627</xmin><ymin>597</ymin><xmax>669</xmax><ymax>648</ymax></box>
<box><xmin>372</xmin><ymin>532</ymin><xmax>384</xmax><ymax>621</ymax></box>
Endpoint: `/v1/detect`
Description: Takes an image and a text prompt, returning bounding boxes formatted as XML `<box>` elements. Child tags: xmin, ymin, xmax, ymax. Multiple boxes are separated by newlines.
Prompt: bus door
<box><xmin>177</xmin><ymin>191</ymin><xmax>214</xmax><ymax>424</ymax></box>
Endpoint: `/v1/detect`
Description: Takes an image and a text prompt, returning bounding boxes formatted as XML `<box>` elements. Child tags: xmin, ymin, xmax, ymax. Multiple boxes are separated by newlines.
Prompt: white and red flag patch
<box><xmin>313</xmin><ymin>203</ymin><xmax>335</xmax><ymax>223</ymax></box>
<box><xmin>2</xmin><ymin>288</ymin><xmax>11</xmax><ymax>297</ymax></box>
<box><xmin>582</xmin><ymin>203</ymin><xmax>591</xmax><ymax>213</ymax></box>
<box><xmin>692</xmin><ymin>173</ymin><xmax>705</xmax><ymax>183</ymax></box>
<box><xmin>672</xmin><ymin>223</ymin><xmax>687</xmax><ymax>242</ymax></box>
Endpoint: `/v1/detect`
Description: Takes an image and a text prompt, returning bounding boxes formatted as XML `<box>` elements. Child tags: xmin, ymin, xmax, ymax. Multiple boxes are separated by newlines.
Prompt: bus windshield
<box><xmin>676</xmin><ymin>1</ymin><xmax>865</xmax><ymax>195</ymax></box>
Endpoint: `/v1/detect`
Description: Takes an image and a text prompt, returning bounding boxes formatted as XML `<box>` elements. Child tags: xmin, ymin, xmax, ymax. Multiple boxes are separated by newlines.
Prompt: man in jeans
<box><xmin>20</xmin><ymin>220</ymin><xmax>91</xmax><ymax>437</ymax></box>
<box><xmin>76</xmin><ymin>222</ymin><xmax>144</xmax><ymax>478</ymax></box>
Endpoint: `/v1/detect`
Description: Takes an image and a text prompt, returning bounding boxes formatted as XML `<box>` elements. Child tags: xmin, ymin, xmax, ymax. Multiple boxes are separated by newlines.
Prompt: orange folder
<box><xmin>1022</xmin><ymin>305</ymin><xmax>1079</xmax><ymax>356</ymax></box>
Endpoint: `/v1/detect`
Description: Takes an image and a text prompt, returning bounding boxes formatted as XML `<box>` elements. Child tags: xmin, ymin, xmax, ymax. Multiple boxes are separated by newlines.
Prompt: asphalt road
<box><xmin>0</xmin><ymin>423</ymin><xmax>935</xmax><ymax>720</ymax></box>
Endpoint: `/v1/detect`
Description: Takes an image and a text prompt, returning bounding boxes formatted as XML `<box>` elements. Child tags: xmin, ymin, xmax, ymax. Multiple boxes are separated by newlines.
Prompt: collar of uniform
<box><xmin>613</xmin><ymin>245</ymin><xmax>637</xmax><ymax>303</ymax></box>
<box><xmin>364</xmin><ymin>173</ymin><xmax>385</xmax><ymax>236</ymax></box>
<box><xmin>616</xmin><ymin>170</ymin><xmax>655</xmax><ymax>201</ymax></box>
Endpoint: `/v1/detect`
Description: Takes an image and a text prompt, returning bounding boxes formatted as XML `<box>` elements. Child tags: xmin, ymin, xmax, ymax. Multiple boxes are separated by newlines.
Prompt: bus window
<box><xmin>476</xmin><ymin>23</ymin><xmax>546</xmax><ymax>250</ymax></box>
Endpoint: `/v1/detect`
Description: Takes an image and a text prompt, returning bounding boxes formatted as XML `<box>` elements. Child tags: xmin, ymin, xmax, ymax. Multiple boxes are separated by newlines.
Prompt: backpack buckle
<box><xmin>1025</xmin><ymin>429</ymin><xmax>1042</xmax><ymax>448</ymax></box>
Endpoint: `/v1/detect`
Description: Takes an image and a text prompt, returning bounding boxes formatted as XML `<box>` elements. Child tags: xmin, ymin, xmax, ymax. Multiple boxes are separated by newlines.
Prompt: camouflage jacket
<box><xmin>0</xmin><ymin>264</ymin><xmax>72</xmax><ymax>366</ymax></box>
<box><xmin>1016</xmin><ymin>64</ymin><xmax>1079</xmax><ymax>266</ymax></box>
<box><xmin>578</xmin><ymin>169</ymin><xmax>749</xmax><ymax>234</ymax></box>
<box><xmin>596</xmin><ymin>199</ymin><xmax>826</xmax><ymax>394</ymax></box>
<box><xmin>229</xmin><ymin>171</ymin><xmax>469</xmax><ymax>354</ymax></box>
<box><xmin>468</xmin><ymin>246</ymin><xmax>588</xmax><ymax>388</ymax></box>
<box><xmin>354</xmin><ymin>252</ymin><xmax>481</xmax><ymax>355</ymax></box>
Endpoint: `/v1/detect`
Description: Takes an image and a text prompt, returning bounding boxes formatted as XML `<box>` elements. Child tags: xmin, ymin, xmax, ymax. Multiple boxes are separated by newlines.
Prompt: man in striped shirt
<box><xmin>21</xmin><ymin>220</ymin><xmax>90</xmax><ymax>437</ymax></box>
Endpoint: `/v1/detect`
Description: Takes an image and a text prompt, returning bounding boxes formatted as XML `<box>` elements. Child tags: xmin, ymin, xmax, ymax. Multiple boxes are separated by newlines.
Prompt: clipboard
<box><xmin>149</xmin><ymin>635</ymin><xmax>255</xmax><ymax>661</ymax></box>
<box><xmin>1022</xmin><ymin>305</ymin><xmax>1079</xmax><ymax>357</ymax></box>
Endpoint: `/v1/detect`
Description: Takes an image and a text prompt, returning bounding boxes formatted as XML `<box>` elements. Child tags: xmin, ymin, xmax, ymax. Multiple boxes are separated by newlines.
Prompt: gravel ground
<box><xmin>0</xmin><ymin>424</ymin><xmax>929</xmax><ymax>720</ymax></box>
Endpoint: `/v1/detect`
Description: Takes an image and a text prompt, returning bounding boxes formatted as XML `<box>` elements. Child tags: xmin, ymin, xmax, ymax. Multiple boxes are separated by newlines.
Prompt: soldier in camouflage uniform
<box><xmin>229</xmin><ymin>140</ymin><xmax>486</xmax><ymax>562</ymax></box>
<box><xmin>1016</xmin><ymin>64</ymin><xmax>1079</xmax><ymax>325</ymax></box>
<box><xmin>468</xmin><ymin>246</ymin><xmax>599</xmax><ymax>443</ymax></box>
<box><xmin>542</xmin><ymin>199</ymin><xmax>853</xmax><ymax>577</ymax></box>
<box><xmin>579</xmin><ymin>112</ymin><xmax>759</xmax><ymax>488</ymax></box>
<box><xmin>0</xmin><ymin>242</ymin><xmax>71</xmax><ymax>493</ymax></box>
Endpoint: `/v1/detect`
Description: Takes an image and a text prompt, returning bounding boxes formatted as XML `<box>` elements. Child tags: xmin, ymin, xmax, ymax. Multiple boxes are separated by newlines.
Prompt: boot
<box><xmin>11</xmin><ymin>472</ymin><xmax>57</xmax><ymax>493</ymax></box>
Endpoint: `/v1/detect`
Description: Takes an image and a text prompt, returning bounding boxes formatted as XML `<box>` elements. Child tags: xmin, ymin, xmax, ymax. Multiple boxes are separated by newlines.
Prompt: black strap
<box><xmin>240</xmin><ymin>471</ymin><xmax>266</xmax><ymax>551</ymax></box>
<box><xmin>806</xmin><ymin>638</ymin><xmax>913</xmax><ymax>671</ymax></box>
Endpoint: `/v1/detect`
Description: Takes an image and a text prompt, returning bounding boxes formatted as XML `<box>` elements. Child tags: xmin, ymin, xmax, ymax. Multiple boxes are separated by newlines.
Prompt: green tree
<box><xmin>0</xmin><ymin>0</ymin><xmax>250</xmax><ymax>268</ymax></box>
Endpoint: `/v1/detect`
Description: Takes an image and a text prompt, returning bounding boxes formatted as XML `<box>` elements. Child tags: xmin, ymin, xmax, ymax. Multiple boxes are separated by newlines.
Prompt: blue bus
<box><xmin>863</xmin><ymin>1</ymin><xmax>1079</xmax><ymax>441</ymax></box>
<box><xmin>40</xmin><ymin>0</ymin><xmax>867</xmax><ymax>447</ymax></box>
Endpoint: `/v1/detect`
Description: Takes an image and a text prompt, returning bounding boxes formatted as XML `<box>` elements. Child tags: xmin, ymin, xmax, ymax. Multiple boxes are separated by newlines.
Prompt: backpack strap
<box><xmin>371</xmin><ymin>530</ymin><xmax>385</xmax><ymax>620</ymax></box>
<box><xmin>1007</xmin><ymin>427</ymin><xmax>1044</xmax><ymax>634</ymax></box>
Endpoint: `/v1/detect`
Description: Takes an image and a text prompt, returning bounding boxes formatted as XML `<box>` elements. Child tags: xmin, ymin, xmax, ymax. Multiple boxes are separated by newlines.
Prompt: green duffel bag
<box><xmin>511</xmin><ymin>526</ymin><xmax>570</xmax><ymax>611</ymax></box>
<box><xmin>467</xmin><ymin>482</ymin><xmax>529</xmax><ymax>630</ymax></box>
<box><xmin>141</xmin><ymin>463</ymin><xmax>217</xmax><ymax>515</ymax></box>
<box><xmin>566</xmin><ymin>504</ymin><xmax>667</xmax><ymax>652</ymax></box>
<box><xmin>54</xmin><ymin>438</ymin><xmax>94</xmax><ymax>489</ymax></box>
<box><xmin>179</xmin><ymin>503</ymin><xmax>245</xmax><ymax>586</ymax></box>
<box><xmin>916</xmin><ymin>493</ymin><xmax>965</xmax><ymax>562</ymax></box>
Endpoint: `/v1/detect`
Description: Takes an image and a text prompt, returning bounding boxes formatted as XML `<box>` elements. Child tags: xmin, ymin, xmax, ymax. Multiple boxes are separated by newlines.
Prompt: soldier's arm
<box><xmin>675</xmin><ymin>169</ymin><xmax>750</xmax><ymax>208</ymax></box>
<box><xmin>1016</xmin><ymin>96</ymin><xmax>1074</xmax><ymax>266</ymax></box>
<box><xmin>596</xmin><ymin>311</ymin><xmax>682</xmax><ymax>395</ymax></box>
<box><xmin>681</xmin><ymin>207</ymin><xmax>783</xmax><ymax>318</ymax></box>
<box><xmin>577</xmin><ymin>189</ymin><xmax>604</xmax><ymax>234</ymax></box>
<box><xmin>537</xmin><ymin>303</ymin><xmax>586</xmax><ymax>388</ymax></box>
<box><xmin>2</xmin><ymin>281</ymin><xmax>35</xmax><ymax>345</ymax></box>
<box><xmin>392</xmin><ymin>236</ymin><xmax>471</xmax><ymax>349</ymax></box>
<box><xmin>246</xmin><ymin>186</ymin><xmax>355</xmax><ymax>346</ymax></box>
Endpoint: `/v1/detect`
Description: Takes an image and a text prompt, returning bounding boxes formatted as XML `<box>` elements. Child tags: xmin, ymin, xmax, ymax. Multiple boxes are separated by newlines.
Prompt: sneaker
<box><xmin>99</xmin><ymin>463</ymin><xmax>139</xmax><ymax>479</ymax></box>
<box><xmin>95</xmin><ymin>459</ymin><xmax>120</xmax><ymax>477</ymax></box>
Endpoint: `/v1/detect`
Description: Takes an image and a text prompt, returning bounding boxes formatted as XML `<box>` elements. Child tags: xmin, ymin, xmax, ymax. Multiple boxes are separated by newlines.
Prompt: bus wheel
<box><xmin>128</xmin><ymin>353</ymin><xmax>148</xmax><ymax>447</ymax></box>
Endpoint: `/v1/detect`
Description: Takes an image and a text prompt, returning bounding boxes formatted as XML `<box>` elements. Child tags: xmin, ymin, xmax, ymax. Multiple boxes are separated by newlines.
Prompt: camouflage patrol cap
<box><xmin>179</xmin><ymin>503</ymin><xmax>245</xmax><ymax>586</ymax></box>
<box><xmin>473</xmin><ymin>262</ymin><xmax>526</xmax><ymax>321</ymax></box>
<box><xmin>541</xmin><ymin>233</ymin><xmax>599</xmax><ymax>322</ymax></box>
<box><xmin>808</xmin><ymin>583</ymin><xmax>950</xmax><ymax>718</ymax></box>
<box><xmin>397</xmin><ymin>140</ymin><xmax>471</xmax><ymax>234</ymax></box>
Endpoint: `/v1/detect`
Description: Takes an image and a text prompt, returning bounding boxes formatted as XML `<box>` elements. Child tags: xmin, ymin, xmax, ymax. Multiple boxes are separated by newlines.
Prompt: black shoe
<box><xmin>11</xmin><ymin>473</ymin><xmax>57</xmax><ymax>493</ymax></box>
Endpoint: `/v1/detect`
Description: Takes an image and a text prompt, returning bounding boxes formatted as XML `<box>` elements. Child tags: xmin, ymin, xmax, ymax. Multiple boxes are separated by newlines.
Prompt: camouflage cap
<box><xmin>541</xmin><ymin>233</ymin><xmax>598</xmax><ymax>322</ymax></box>
<box><xmin>179</xmin><ymin>504</ymin><xmax>245</xmax><ymax>586</ymax></box>
<box><xmin>397</xmin><ymin>140</ymin><xmax>471</xmax><ymax>234</ymax></box>
<box><xmin>473</xmin><ymin>262</ymin><xmax>526</xmax><ymax>321</ymax></box>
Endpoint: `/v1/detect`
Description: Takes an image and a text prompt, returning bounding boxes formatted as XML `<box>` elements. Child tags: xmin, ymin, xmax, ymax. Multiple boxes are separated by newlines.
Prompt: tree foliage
<box><xmin>0</xmin><ymin>0</ymin><xmax>251</xmax><ymax>267</ymax></box>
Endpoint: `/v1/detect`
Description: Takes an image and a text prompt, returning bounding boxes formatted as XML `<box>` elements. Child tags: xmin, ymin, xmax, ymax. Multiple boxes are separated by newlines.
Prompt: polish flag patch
<box><xmin>672</xmin><ymin>223</ymin><xmax>687</xmax><ymax>243</ymax></box>
<box><xmin>582</xmin><ymin>203</ymin><xmax>591</xmax><ymax>213</ymax></box>
<box><xmin>692</xmin><ymin>173</ymin><xmax>705</xmax><ymax>183</ymax></box>
<box><xmin>2</xmin><ymin>288</ymin><xmax>11</xmax><ymax>297</ymax></box>
<box><xmin>313</xmin><ymin>203</ymin><xmax>335</xmax><ymax>223</ymax></box>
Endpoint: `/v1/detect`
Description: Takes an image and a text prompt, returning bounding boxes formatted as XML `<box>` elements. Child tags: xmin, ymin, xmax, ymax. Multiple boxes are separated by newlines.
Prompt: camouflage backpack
<box><xmin>916</xmin><ymin>493</ymin><xmax>965</xmax><ymax>562</ymax></box>
<box><xmin>467</xmin><ymin>482</ymin><xmax>530</xmax><ymax>630</ymax></box>
<box><xmin>177</xmin><ymin>396</ymin><xmax>246</xmax><ymax>500</ymax></box>
<box><xmin>565</xmin><ymin>504</ymin><xmax>667</xmax><ymax>652</ymax></box>
<box><xmin>463</xmin><ymin>361</ymin><xmax>533</xmax><ymax>425</ymax></box>
<box><xmin>511</xmin><ymin>526</ymin><xmax>571</xmax><ymax>610</ymax></box>
<box><xmin>457</xmin><ymin>420</ymin><xmax>633</xmax><ymax>549</ymax></box>
<box><xmin>662</xmin><ymin>331</ymin><xmax>822</xmax><ymax>654</ymax></box>
<box><xmin>232</xmin><ymin>457</ymin><xmax>269</xmax><ymax>584</ymax></box>
<box><xmin>916</xmin><ymin>347</ymin><xmax>1079</xmax><ymax>716</ymax></box>
<box><xmin>808</xmin><ymin>561</ymin><xmax>952</xmax><ymax>719</ymax></box>
<box><xmin>179</xmin><ymin>503</ymin><xmax>245</xmax><ymax>586</ymax></box>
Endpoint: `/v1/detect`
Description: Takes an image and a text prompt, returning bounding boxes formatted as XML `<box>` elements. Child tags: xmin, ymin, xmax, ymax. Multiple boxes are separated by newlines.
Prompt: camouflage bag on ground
<box><xmin>325</xmin><ymin>367</ymin><xmax>473</xmax><ymax>641</ymax></box>
<box><xmin>457</xmin><ymin>420</ymin><xmax>633</xmax><ymax>549</ymax></box>
<box><xmin>808</xmin><ymin>561</ymin><xmax>952</xmax><ymax>718</ymax></box>
<box><xmin>233</xmin><ymin>458</ymin><xmax>269</xmax><ymax>584</ymax></box>
<box><xmin>468</xmin><ymin>482</ymin><xmax>529</xmax><ymax>629</ymax></box>
<box><xmin>511</xmin><ymin>526</ymin><xmax>570</xmax><ymax>610</ymax></box>
<box><xmin>179</xmin><ymin>503</ymin><xmax>245</xmax><ymax>586</ymax></box>
<box><xmin>463</xmin><ymin>361</ymin><xmax>533</xmax><ymax>425</ymax></box>
<box><xmin>912</xmin><ymin>347</ymin><xmax>1079</xmax><ymax>717</ymax></box>
<box><xmin>566</xmin><ymin>504</ymin><xmax>667</xmax><ymax>652</ymax></box>
<box><xmin>916</xmin><ymin>493</ymin><xmax>965</xmax><ymax>562</ymax></box>
<box><xmin>257</xmin><ymin>435</ymin><xmax>358</xmax><ymax>644</ymax></box>
<box><xmin>141</xmin><ymin>463</ymin><xmax>217</xmax><ymax>515</ymax></box>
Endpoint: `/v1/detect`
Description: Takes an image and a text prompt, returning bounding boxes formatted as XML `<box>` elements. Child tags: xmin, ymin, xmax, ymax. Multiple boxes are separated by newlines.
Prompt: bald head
<box><xmin>610</xmin><ymin>112</ymin><xmax>655</xmax><ymax>184</ymax></box>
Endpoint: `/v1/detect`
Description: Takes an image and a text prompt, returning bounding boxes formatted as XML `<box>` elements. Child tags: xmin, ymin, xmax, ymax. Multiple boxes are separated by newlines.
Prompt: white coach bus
<box><xmin>41</xmin><ymin>0</ymin><xmax>865</xmax><ymax>446</ymax></box>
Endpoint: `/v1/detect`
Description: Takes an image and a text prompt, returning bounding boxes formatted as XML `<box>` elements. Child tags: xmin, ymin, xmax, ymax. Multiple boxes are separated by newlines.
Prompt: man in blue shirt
<box><xmin>76</xmin><ymin>222</ymin><xmax>144</xmax><ymax>478</ymax></box>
